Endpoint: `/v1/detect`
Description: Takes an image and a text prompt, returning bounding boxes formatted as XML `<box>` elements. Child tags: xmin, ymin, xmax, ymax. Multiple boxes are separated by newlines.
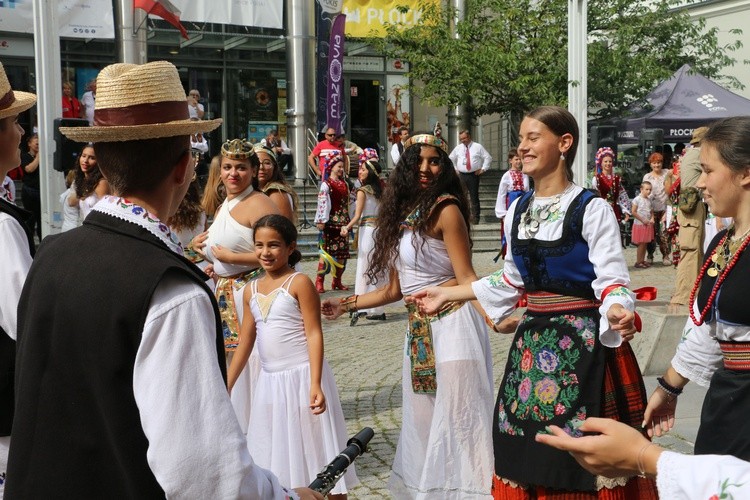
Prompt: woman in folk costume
<box><xmin>314</xmin><ymin>150</ymin><xmax>351</xmax><ymax>293</ymax></box>
<box><xmin>256</xmin><ymin>144</ymin><xmax>298</xmax><ymax>224</ymax></box>
<box><xmin>644</xmin><ymin>116</ymin><xmax>750</xmax><ymax>463</ymax></box>
<box><xmin>413</xmin><ymin>106</ymin><xmax>658</xmax><ymax>499</ymax></box>
<box><xmin>496</xmin><ymin>149</ymin><xmax>530</xmax><ymax>259</ymax></box>
<box><xmin>340</xmin><ymin>148</ymin><xmax>387</xmax><ymax>325</ymax></box>
<box><xmin>322</xmin><ymin>133</ymin><xmax>495</xmax><ymax>498</ymax></box>
<box><xmin>192</xmin><ymin>138</ymin><xmax>280</xmax><ymax>432</ymax></box>
<box><xmin>591</xmin><ymin>147</ymin><xmax>631</xmax><ymax>225</ymax></box>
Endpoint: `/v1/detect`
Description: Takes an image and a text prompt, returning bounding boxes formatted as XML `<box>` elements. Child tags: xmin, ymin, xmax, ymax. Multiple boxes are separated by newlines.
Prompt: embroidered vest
<box><xmin>0</xmin><ymin>199</ymin><xmax>34</xmax><ymax>437</ymax></box>
<box><xmin>6</xmin><ymin>212</ymin><xmax>224</xmax><ymax>498</ymax></box>
<box><xmin>511</xmin><ymin>190</ymin><xmax>598</xmax><ymax>299</ymax></box>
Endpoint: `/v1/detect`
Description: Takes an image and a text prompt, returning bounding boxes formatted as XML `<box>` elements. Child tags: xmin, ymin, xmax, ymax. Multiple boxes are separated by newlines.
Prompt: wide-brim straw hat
<box><xmin>60</xmin><ymin>61</ymin><xmax>221</xmax><ymax>142</ymax></box>
<box><xmin>0</xmin><ymin>62</ymin><xmax>37</xmax><ymax>119</ymax></box>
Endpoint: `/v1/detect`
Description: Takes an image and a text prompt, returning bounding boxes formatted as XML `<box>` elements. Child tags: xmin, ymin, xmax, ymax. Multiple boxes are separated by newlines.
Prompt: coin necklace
<box><xmin>690</xmin><ymin>224</ymin><xmax>750</xmax><ymax>326</ymax></box>
<box><xmin>520</xmin><ymin>183</ymin><xmax>574</xmax><ymax>237</ymax></box>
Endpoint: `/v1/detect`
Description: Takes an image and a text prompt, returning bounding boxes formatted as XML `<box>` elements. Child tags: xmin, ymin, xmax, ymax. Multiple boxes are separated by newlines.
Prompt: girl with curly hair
<box><xmin>168</xmin><ymin>178</ymin><xmax>208</xmax><ymax>272</ymax></box>
<box><xmin>340</xmin><ymin>148</ymin><xmax>386</xmax><ymax>325</ymax></box>
<box><xmin>322</xmin><ymin>134</ymin><xmax>495</xmax><ymax>498</ymax></box>
<box><xmin>66</xmin><ymin>144</ymin><xmax>109</xmax><ymax>222</ymax></box>
<box><xmin>314</xmin><ymin>150</ymin><xmax>351</xmax><ymax>293</ymax></box>
<box><xmin>201</xmin><ymin>154</ymin><xmax>226</xmax><ymax>220</ymax></box>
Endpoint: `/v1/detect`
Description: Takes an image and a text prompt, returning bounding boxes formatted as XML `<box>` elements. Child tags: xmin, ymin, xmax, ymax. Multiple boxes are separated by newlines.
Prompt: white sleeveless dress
<box><xmin>246</xmin><ymin>273</ymin><xmax>358</xmax><ymax>493</ymax></box>
<box><xmin>388</xmin><ymin>229</ymin><xmax>494</xmax><ymax>499</ymax></box>
<box><xmin>354</xmin><ymin>190</ymin><xmax>386</xmax><ymax>316</ymax></box>
<box><xmin>206</xmin><ymin>184</ymin><xmax>261</xmax><ymax>434</ymax></box>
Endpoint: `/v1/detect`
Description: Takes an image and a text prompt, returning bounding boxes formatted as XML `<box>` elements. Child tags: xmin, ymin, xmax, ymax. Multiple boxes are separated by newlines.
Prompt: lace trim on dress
<box><xmin>94</xmin><ymin>195</ymin><xmax>182</xmax><ymax>255</ymax></box>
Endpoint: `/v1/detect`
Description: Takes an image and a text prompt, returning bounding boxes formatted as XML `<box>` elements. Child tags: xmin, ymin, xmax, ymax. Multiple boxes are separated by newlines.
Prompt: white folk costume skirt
<box><xmin>354</xmin><ymin>221</ymin><xmax>385</xmax><ymax>316</ymax></box>
<box><xmin>247</xmin><ymin>359</ymin><xmax>358</xmax><ymax>494</ymax></box>
<box><xmin>388</xmin><ymin>302</ymin><xmax>494</xmax><ymax>499</ymax></box>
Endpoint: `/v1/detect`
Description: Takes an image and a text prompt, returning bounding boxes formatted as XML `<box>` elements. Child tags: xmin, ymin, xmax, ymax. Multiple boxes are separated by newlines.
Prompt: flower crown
<box><xmin>595</xmin><ymin>146</ymin><xmax>615</xmax><ymax>174</ymax></box>
<box><xmin>403</xmin><ymin>134</ymin><xmax>447</xmax><ymax>153</ymax></box>
<box><xmin>322</xmin><ymin>150</ymin><xmax>345</xmax><ymax>180</ymax></box>
<box><xmin>359</xmin><ymin>147</ymin><xmax>380</xmax><ymax>177</ymax></box>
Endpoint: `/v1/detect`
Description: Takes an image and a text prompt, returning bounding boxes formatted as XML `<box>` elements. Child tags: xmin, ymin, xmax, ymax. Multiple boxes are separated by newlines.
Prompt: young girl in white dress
<box><xmin>228</xmin><ymin>214</ymin><xmax>357</xmax><ymax>498</ymax></box>
<box><xmin>340</xmin><ymin>148</ymin><xmax>387</xmax><ymax>325</ymax></box>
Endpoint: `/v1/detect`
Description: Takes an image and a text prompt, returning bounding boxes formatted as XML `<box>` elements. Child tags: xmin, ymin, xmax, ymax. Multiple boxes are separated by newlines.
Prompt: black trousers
<box><xmin>21</xmin><ymin>185</ymin><xmax>41</xmax><ymax>239</ymax></box>
<box><xmin>459</xmin><ymin>171</ymin><xmax>481</xmax><ymax>223</ymax></box>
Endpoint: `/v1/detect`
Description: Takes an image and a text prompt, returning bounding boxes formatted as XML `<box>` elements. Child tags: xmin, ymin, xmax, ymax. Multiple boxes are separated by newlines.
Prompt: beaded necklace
<box><xmin>689</xmin><ymin>225</ymin><xmax>750</xmax><ymax>326</ymax></box>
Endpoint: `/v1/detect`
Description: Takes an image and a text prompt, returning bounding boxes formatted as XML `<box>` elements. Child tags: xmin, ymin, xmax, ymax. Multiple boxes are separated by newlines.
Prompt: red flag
<box><xmin>134</xmin><ymin>0</ymin><xmax>189</xmax><ymax>40</ymax></box>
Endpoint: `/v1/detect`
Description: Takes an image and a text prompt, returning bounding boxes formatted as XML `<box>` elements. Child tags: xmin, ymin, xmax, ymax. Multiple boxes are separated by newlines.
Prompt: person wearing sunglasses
<box><xmin>308</xmin><ymin>126</ymin><xmax>347</xmax><ymax>179</ymax></box>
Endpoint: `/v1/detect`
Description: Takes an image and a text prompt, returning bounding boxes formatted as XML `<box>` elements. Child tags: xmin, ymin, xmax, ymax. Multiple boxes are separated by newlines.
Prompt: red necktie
<box><xmin>465</xmin><ymin>145</ymin><xmax>472</xmax><ymax>172</ymax></box>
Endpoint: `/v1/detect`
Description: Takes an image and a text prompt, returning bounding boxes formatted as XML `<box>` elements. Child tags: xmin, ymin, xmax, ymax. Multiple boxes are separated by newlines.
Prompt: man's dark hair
<box><xmin>94</xmin><ymin>135</ymin><xmax>189</xmax><ymax>195</ymax></box>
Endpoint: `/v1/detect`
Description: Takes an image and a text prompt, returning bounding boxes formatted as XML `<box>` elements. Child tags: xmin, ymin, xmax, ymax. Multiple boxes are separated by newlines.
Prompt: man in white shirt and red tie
<box><xmin>449</xmin><ymin>129</ymin><xmax>492</xmax><ymax>224</ymax></box>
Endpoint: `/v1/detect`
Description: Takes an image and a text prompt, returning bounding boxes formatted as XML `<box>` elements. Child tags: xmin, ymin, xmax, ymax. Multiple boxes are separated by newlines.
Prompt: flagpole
<box><xmin>117</xmin><ymin>0</ymin><xmax>147</xmax><ymax>64</ymax></box>
<box><xmin>33</xmin><ymin>0</ymin><xmax>65</xmax><ymax>237</ymax></box>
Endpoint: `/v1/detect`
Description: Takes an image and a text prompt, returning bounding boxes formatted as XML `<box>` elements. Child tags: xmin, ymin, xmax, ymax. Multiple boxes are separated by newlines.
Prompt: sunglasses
<box><xmin>325</xmin><ymin>133</ymin><xmax>335</xmax><ymax>137</ymax></box>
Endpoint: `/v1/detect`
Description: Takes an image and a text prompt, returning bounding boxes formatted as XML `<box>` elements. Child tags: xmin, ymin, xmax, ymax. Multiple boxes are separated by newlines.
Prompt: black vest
<box><xmin>0</xmin><ymin>199</ymin><xmax>34</xmax><ymax>437</ymax></box>
<box><xmin>6</xmin><ymin>212</ymin><xmax>225</xmax><ymax>498</ymax></box>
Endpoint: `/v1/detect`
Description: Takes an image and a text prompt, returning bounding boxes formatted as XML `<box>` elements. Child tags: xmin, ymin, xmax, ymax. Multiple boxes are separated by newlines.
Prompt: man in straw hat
<box><xmin>6</xmin><ymin>61</ymin><xmax>321</xmax><ymax>500</ymax></box>
<box><xmin>0</xmin><ymin>61</ymin><xmax>36</xmax><ymax>498</ymax></box>
<box><xmin>670</xmin><ymin>126</ymin><xmax>709</xmax><ymax>306</ymax></box>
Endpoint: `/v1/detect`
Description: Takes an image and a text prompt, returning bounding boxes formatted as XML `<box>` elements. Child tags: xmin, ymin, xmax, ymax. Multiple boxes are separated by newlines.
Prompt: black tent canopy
<box><xmin>597</xmin><ymin>64</ymin><xmax>750</xmax><ymax>144</ymax></box>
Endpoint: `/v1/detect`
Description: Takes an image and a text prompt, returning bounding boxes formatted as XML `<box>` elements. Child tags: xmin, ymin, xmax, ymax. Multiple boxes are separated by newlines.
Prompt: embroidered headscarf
<box><xmin>359</xmin><ymin>147</ymin><xmax>380</xmax><ymax>177</ymax></box>
<box><xmin>322</xmin><ymin>150</ymin><xmax>344</xmax><ymax>181</ymax></box>
<box><xmin>595</xmin><ymin>146</ymin><xmax>615</xmax><ymax>175</ymax></box>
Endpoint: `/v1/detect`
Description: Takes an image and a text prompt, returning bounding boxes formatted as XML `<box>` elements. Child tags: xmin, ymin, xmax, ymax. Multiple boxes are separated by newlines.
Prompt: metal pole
<box><xmin>447</xmin><ymin>0</ymin><xmax>467</xmax><ymax>151</ymax></box>
<box><xmin>33</xmin><ymin>0</ymin><xmax>64</xmax><ymax>237</ymax></box>
<box><xmin>117</xmin><ymin>0</ymin><xmax>148</xmax><ymax>64</ymax></box>
<box><xmin>567</xmin><ymin>0</ymin><xmax>588</xmax><ymax>185</ymax></box>
<box><xmin>286</xmin><ymin>0</ymin><xmax>316</xmax><ymax>184</ymax></box>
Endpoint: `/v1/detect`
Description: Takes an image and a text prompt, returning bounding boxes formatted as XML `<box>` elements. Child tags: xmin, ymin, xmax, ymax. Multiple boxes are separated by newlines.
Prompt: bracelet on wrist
<box><xmin>636</xmin><ymin>442</ymin><xmax>657</xmax><ymax>478</ymax></box>
<box><xmin>341</xmin><ymin>294</ymin><xmax>358</xmax><ymax>313</ymax></box>
<box><xmin>656</xmin><ymin>376</ymin><xmax>683</xmax><ymax>397</ymax></box>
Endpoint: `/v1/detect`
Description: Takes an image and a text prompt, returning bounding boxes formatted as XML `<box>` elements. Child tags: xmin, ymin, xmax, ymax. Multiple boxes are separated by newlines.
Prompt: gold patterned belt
<box><xmin>718</xmin><ymin>341</ymin><xmax>750</xmax><ymax>371</ymax></box>
<box><xmin>526</xmin><ymin>291</ymin><xmax>599</xmax><ymax>314</ymax></box>
<box><xmin>215</xmin><ymin>268</ymin><xmax>263</xmax><ymax>351</ymax></box>
<box><xmin>360</xmin><ymin>215</ymin><xmax>377</xmax><ymax>227</ymax></box>
<box><xmin>405</xmin><ymin>299</ymin><xmax>464</xmax><ymax>394</ymax></box>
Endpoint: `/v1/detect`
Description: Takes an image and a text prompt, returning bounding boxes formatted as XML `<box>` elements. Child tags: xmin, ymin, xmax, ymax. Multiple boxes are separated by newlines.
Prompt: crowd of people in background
<box><xmin>6</xmin><ymin>57</ymin><xmax>750</xmax><ymax>500</ymax></box>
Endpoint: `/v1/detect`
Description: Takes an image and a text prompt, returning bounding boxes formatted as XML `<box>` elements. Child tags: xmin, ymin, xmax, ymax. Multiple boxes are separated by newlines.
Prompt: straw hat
<box><xmin>690</xmin><ymin>126</ymin><xmax>709</xmax><ymax>145</ymax></box>
<box><xmin>60</xmin><ymin>61</ymin><xmax>221</xmax><ymax>142</ymax></box>
<box><xmin>0</xmin><ymin>62</ymin><xmax>37</xmax><ymax>119</ymax></box>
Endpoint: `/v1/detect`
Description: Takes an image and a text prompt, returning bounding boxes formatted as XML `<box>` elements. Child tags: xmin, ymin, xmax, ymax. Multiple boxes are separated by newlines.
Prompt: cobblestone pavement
<box><xmin>300</xmin><ymin>246</ymin><xmax>678</xmax><ymax>498</ymax></box>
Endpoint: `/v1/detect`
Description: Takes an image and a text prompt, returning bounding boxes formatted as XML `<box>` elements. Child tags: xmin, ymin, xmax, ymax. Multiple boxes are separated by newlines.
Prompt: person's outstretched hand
<box><xmin>321</xmin><ymin>298</ymin><xmax>344</xmax><ymax>320</ymax></box>
<box><xmin>411</xmin><ymin>286</ymin><xmax>449</xmax><ymax>315</ymax></box>
<box><xmin>606</xmin><ymin>303</ymin><xmax>636</xmax><ymax>342</ymax></box>
<box><xmin>642</xmin><ymin>388</ymin><xmax>677</xmax><ymax>438</ymax></box>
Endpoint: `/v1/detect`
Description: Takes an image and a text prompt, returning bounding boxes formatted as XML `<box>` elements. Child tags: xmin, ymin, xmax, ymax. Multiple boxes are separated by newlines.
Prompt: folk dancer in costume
<box><xmin>322</xmin><ymin>133</ymin><xmax>495</xmax><ymax>498</ymax></box>
<box><xmin>314</xmin><ymin>150</ymin><xmax>351</xmax><ymax>293</ymax></box>
<box><xmin>413</xmin><ymin>107</ymin><xmax>658</xmax><ymax>499</ymax></box>
<box><xmin>644</xmin><ymin>116</ymin><xmax>750</xmax><ymax>464</ymax></box>
<box><xmin>228</xmin><ymin>215</ymin><xmax>358</xmax><ymax>498</ymax></box>
<box><xmin>591</xmin><ymin>146</ymin><xmax>631</xmax><ymax>226</ymax></box>
<box><xmin>340</xmin><ymin>148</ymin><xmax>387</xmax><ymax>325</ymax></box>
<box><xmin>495</xmin><ymin>149</ymin><xmax>530</xmax><ymax>260</ymax></box>
<box><xmin>256</xmin><ymin>144</ymin><xmax>298</xmax><ymax>224</ymax></box>
<box><xmin>192</xmin><ymin>138</ymin><xmax>281</xmax><ymax>433</ymax></box>
<box><xmin>6</xmin><ymin>61</ymin><xmax>318</xmax><ymax>499</ymax></box>
<box><xmin>0</xmin><ymin>62</ymin><xmax>36</xmax><ymax>497</ymax></box>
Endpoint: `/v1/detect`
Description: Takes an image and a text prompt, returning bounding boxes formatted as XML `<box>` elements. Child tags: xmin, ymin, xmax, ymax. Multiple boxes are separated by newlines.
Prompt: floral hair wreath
<box><xmin>359</xmin><ymin>147</ymin><xmax>380</xmax><ymax>177</ymax></box>
<box><xmin>403</xmin><ymin>134</ymin><xmax>448</xmax><ymax>153</ymax></box>
<box><xmin>322</xmin><ymin>150</ymin><xmax>345</xmax><ymax>180</ymax></box>
<box><xmin>595</xmin><ymin>146</ymin><xmax>615</xmax><ymax>175</ymax></box>
<box><xmin>221</xmin><ymin>139</ymin><xmax>256</xmax><ymax>160</ymax></box>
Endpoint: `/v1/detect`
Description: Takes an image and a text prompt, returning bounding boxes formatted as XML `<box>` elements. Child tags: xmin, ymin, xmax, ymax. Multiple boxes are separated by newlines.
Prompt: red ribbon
<box><xmin>94</xmin><ymin>100</ymin><xmax>188</xmax><ymax>126</ymax></box>
<box><xmin>601</xmin><ymin>284</ymin><xmax>657</xmax><ymax>333</ymax></box>
<box><xmin>633</xmin><ymin>286</ymin><xmax>658</xmax><ymax>301</ymax></box>
<box><xmin>0</xmin><ymin>89</ymin><xmax>16</xmax><ymax>111</ymax></box>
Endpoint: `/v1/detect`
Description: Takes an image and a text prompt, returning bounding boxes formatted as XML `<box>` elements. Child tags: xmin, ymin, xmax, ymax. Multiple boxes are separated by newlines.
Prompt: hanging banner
<box><xmin>172</xmin><ymin>0</ymin><xmax>283</xmax><ymax>29</ymax></box>
<box><xmin>342</xmin><ymin>0</ymin><xmax>437</xmax><ymax>38</ymax></box>
<box><xmin>326</xmin><ymin>14</ymin><xmax>346</xmax><ymax>135</ymax></box>
<box><xmin>0</xmin><ymin>0</ymin><xmax>115</xmax><ymax>38</ymax></box>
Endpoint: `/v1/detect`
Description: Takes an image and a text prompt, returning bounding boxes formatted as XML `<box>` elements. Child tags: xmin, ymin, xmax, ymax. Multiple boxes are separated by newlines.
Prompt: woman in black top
<box><xmin>20</xmin><ymin>133</ymin><xmax>40</xmax><ymax>239</ymax></box>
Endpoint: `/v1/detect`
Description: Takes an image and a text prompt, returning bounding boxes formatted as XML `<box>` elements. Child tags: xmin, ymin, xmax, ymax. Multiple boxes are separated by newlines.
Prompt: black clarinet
<box><xmin>309</xmin><ymin>427</ymin><xmax>374</xmax><ymax>495</ymax></box>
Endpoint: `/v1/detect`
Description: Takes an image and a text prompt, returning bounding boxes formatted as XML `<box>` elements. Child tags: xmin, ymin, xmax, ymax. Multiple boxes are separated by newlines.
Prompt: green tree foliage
<box><xmin>376</xmin><ymin>0</ymin><xmax>744</xmax><ymax>119</ymax></box>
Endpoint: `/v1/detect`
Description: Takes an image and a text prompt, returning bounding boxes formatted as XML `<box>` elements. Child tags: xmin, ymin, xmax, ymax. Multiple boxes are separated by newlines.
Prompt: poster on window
<box><xmin>245</xmin><ymin>78</ymin><xmax>278</xmax><ymax>123</ymax></box>
<box><xmin>386</xmin><ymin>74</ymin><xmax>410</xmax><ymax>146</ymax></box>
<box><xmin>0</xmin><ymin>0</ymin><xmax>115</xmax><ymax>38</ymax></box>
<box><xmin>172</xmin><ymin>0</ymin><xmax>282</xmax><ymax>29</ymax></box>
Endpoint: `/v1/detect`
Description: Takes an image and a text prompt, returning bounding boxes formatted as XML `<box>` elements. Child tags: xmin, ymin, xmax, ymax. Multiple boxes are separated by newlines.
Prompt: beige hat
<box><xmin>0</xmin><ymin>62</ymin><xmax>37</xmax><ymax>119</ymax></box>
<box><xmin>60</xmin><ymin>61</ymin><xmax>221</xmax><ymax>142</ymax></box>
<box><xmin>690</xmin><ymin>126</ymin><xmax>709</xmax><ymax>145</ymax></box>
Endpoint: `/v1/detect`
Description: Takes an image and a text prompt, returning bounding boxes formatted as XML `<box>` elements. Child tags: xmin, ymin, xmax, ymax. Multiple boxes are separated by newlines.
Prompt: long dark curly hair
<box><xmin>73</xmin><ymin>145</ymin><xmax>104</xmax><ymax>199</ymax></box>
<box><xmin>360</xmin><ymin>159</ymin><xmax>383</xmax><ymax>199</ymax></box>
<box><xmin>167</xmin><ymin>180</ymin><xmax>203</xmax><ymax>232</ymax></box>
<box><xmin>366</xmin><ymin>139</ymin><xmax>471</xmax><ymax>283</ymax></box>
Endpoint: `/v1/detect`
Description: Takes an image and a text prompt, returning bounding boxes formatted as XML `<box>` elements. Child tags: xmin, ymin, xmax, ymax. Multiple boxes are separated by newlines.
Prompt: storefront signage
<box><xmin>343</xmin><ymin>56</ymin><xmax>384</xmax><ymax>73</ymax></box>
<box><xmin>0</xmin><ymin>0</ymin><xmax>115</xmax><ymax>38</ymax></box>
<box><xmin>173</xmin><ymin>0</ymin><xmax>283</xmax><ymax>30</ymax></box>
<box><xmin>342</xmin><ymin>0</ymin><xmax>437</xmax><ymax>38</ymax></box>
<box><xmin>326</xmin><ymin>14</ymin><xmax>347</xmax><ymax>135</ymax></box>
